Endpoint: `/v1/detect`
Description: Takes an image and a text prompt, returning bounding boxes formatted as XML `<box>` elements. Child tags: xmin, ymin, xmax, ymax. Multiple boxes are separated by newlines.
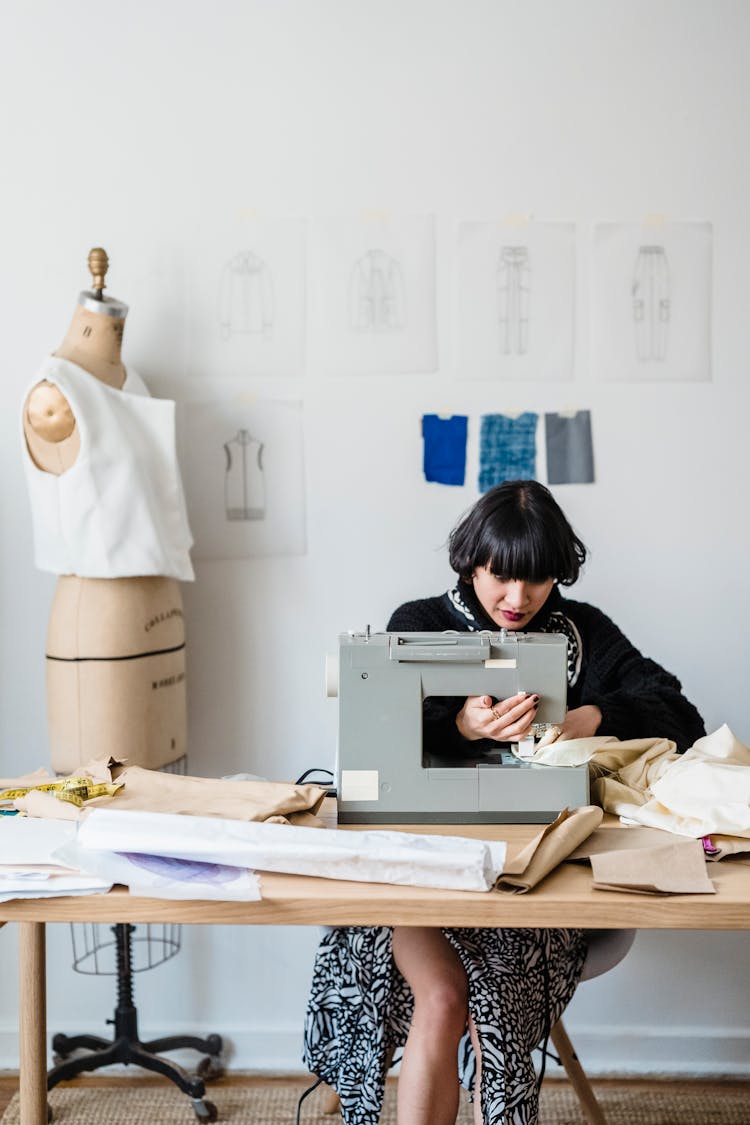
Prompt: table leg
<box><xmin>18</xmin><ymin>922</ymin><xmax>47</xmax><ymax>1125</ymax></box>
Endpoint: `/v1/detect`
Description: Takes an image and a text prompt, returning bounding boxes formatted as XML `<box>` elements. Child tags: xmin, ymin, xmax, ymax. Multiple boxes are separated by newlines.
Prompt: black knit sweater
<box><xmin>387</xmin><ymin>583</ymin><xmax>705</xmax><ymax>756</ymax></box>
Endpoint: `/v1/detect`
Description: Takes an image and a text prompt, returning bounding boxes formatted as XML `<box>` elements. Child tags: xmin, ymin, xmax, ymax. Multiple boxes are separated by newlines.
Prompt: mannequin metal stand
<box><xmin>48</xmin><ymin>923</ymin><xmax>223</xmax><ymax>1122</ymax></box>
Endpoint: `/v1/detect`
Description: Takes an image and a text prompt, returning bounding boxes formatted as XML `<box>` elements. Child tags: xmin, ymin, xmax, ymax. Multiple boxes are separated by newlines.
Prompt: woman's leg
<box><xmin>392</xmin><ymin>927</ymin><xmax>468</xmax><ymax>1125</ymax></box>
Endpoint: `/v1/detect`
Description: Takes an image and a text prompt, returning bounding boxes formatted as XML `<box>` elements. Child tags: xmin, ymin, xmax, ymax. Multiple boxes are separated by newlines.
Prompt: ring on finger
<box><xmin>491</xmin><ymin>707</ymin><xmax>502</xmax><ymax>721</ymax></box>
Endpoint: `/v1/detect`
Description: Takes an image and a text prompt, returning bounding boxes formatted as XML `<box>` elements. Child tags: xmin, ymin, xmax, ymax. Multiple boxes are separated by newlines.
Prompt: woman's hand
<box><xmin>536</xmin><ymin>704</ymin><xmax>603</xmax><ymax>746</ymax></box>
<box><xmin>456</xmin><ymin>692</ymin><xmax>539</xmax><ymax>743</ymax></box>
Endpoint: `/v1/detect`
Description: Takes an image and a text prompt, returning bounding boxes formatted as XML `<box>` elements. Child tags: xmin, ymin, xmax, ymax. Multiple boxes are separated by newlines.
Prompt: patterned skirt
<box><xmin>303</xmin><ymin>925</ymin><xmax>586</xmax><ymax>1125</ymax></box>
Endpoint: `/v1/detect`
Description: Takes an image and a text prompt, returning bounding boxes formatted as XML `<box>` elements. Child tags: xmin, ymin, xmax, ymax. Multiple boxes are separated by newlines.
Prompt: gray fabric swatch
<box><xmin>545</xmin><ymin>411</ymin><xmax>594</xmax><ymax>485</ymax></box>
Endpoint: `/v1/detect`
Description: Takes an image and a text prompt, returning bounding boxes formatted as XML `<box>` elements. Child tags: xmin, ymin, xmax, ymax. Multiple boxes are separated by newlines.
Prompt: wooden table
<box><xmin>2</xmin><ymin>819</ymin><xmax>749</xmax><ymax>1125</ymax></box>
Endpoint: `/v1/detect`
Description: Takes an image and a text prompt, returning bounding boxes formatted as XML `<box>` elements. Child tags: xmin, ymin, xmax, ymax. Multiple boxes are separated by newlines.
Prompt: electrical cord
<box><xmin>295</xmin><ymin>767</ymin><xmax>336</xmax><ymax>797</ymax></box>
<box><xmin>294</xmin><ymin>1075</ymin><xmax>324</xmax><ymax>1124</ymax></box>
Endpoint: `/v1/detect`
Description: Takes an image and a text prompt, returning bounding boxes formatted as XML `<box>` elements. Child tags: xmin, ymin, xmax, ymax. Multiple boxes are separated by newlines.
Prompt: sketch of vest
<box><xmin>497</xmin><ymin>245</ymin><xmax>531</xmax><ymax>355</ymax></box>
<box><xmin>218</xmin><ymin>251</ymin><xmax>275</xmax><ymax>341</ymax></box>
<box><xmin>223</xmin><ymin>430</ymin><xmax>265</xmax><ymax>521</ymax></box>
<box><xmin>349</xmin><ymin>249</ymin><xmax>406</xmax><ymax>331</ymax></box>
<box><xmin>632</xmin><ymin>245</ymin><xmax>670</xmax><ymax>362</ymax></box>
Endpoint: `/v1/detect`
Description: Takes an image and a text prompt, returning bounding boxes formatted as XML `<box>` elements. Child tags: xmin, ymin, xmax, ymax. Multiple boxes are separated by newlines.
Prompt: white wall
<box><xmin>1</xmin><ymin>0</ymin><xmax>749</xmax><ymax>1076</ymax></box>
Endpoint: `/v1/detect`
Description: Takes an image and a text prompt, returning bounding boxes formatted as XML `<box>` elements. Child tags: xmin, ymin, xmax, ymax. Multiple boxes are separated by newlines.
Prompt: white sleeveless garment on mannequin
<box><xmin>22</xmin><ymin>356</ymin><xmax>194</xmax><ymax>581</ymax></box>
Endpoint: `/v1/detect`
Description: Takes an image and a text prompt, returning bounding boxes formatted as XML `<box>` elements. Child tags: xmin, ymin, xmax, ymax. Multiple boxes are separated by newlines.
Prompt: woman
<box><xmin>305</xmin><ymin>481</ymin><xmax>705</xmax><ymax>1125</ymax></box>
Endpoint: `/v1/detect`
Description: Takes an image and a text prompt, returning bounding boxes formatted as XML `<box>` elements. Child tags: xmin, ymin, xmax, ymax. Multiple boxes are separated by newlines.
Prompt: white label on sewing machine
<box><xmin>341</xmin><ymin>770</ymin><xmax>380</xmax><ymax>802</ymax></box>
<box><xmin>484</xmin><ymin>658</ymin><xmax>517</xmax><ymax>668</ymax></box>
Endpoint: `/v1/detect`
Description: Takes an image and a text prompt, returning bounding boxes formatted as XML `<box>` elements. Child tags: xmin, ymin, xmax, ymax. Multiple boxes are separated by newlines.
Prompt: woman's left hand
<box><xmin>537</xmin><ymin>704</ymin><xmax>603</xmax><ymax>747</ymax></box>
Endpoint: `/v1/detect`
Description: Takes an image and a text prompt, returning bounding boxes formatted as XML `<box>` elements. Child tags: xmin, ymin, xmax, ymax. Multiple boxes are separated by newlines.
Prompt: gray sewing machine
<box><xmin>334</xmin><ymin>629</ymin><xmax>589</xmax><ymax>824</ymax></box>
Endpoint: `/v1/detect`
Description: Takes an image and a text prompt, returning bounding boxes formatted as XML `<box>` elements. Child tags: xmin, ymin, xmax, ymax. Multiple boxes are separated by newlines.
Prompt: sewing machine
<box><xmin>334</xmin><ymin>629</ymin><xmax>590</xmax><ymax>824</ymax></box>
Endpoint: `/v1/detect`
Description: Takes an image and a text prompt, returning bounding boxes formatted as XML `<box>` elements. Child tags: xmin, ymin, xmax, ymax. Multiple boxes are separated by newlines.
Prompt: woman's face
<box><xmin>471</xmin><ymin>566</ymin><xmax>555</xmax><ymax>630</ymax></box>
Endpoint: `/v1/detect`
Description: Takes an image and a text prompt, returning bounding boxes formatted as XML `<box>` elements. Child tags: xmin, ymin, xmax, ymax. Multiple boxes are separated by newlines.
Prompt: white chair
<box><xmin>321</xmin><ymin>928</ymin><xmax>637</xmax><ymax>1124</ymax></box>
<box><xmin>550</xmin><ymin>928</ymin><xmax>637</xmax><ymax>1125</ymax></box>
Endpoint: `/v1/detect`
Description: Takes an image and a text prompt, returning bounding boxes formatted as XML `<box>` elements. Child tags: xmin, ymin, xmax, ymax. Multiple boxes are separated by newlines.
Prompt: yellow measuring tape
<box><xmin>0</xmin><ymin>777</ymin><xmax>123</xmax><ymax>808</ymax></box>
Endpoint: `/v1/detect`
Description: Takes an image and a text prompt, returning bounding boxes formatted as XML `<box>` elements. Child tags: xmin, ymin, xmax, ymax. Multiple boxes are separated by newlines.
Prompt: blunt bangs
<box><xmin>448</xmin><ymin>481</ymin><xmax>586</xmax><ymax>586</ymax></box>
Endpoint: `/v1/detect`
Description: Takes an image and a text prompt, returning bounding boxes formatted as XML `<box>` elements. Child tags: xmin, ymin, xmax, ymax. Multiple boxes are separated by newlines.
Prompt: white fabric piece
<box><xmin>0</xmin><ymin>817</ymin><xmax>111</xmax><ymax>900</ymax></box>
<box><xmin>643</xmin><ymin>725</ymin><xmax>750</xmax><ymax>838</ymax></box>
<box><xmin>55</xmin><ymin>841</ymin><xmax>261</xmax><ymax>901</ymax></box>
<box><xmin>77</xmin><ymin>810</ymin><xmax>507</xmax><ymax>891</ymax></box>
<box><xmin>0</xmin><ymin>874</ymin><xmax>111</xmax><ymax>901</ymax></box>
<box><xmin>0</xmin><ymin>816</ymin><xmax>77</xmax><ymax>864</ymax></box>
<box><xmin>22</xmin><ymin>357</ymin><xmax>194</xmax><ymax>580</ymax></box>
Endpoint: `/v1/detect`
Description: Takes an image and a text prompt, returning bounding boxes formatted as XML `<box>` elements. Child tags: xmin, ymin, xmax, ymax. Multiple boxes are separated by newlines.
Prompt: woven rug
<box><xmin>3</xmin><ymin>1082</ymin><xmax>750</xmax><ymax>1124</ymax></box>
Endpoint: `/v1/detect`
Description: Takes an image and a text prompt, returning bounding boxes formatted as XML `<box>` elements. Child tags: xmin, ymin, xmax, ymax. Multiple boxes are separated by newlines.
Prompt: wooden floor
<box><xmin>1</xmin><ymin>1074</ymin><xmax>748</xmax><ymax>1116</ymax></box>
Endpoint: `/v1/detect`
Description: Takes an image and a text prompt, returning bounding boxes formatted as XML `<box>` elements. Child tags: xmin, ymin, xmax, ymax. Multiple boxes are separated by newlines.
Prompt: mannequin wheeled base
<box><xmin>47</xmin><ymin>924</ymin><xmax>223</xmax><ymax>1122</ymax></box>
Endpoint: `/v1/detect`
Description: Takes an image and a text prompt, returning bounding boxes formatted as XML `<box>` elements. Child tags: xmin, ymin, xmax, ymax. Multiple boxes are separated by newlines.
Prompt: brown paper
<box><xmin>567</xmin><ymin>825</ymin><xmax>676</xmax><ymax>862</ymax></box>
<box><xmin>590</xmin><ymin>840</ymin><xmax>715</xmax><ymax>895</ymax></box>
<box><xmin>11</xmin><ymin>758</ymin><xmax>328</xmax><ymax>827</ymax></box>
<box><xmin>497</xmin><ymin>805</ymin><xmax>603</xmax><ymax>893</ymax></box>
<box><xmin>0</xmin><ymin>769</ymin><xmax>54</xmax><ymax>795</ymax></box>
<box><xmin>98</xmin><ymin>765</ymin><xmax>328</xmax><ymax>825</ymax></box>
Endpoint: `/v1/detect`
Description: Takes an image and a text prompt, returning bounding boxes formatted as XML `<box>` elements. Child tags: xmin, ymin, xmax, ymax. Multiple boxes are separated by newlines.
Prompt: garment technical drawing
<box><xmin>349</xmin><ymin>249</ymin><xmax>406</xmax><ymax>331</ymax></box>
<box><xmin>223</xmin><ymin>429</ymin><xmax>265</xmax><ymax>521</ymax></box>
<box><xmin>497</xmin><ymin>245</ymin><xmax>531</xmax><ymax>355</ymax></box>
<box><xmin>632</xmin><ymin>245</ymin><xmax>670</xmax><ymax>362</ymax></box>
<box><xmin>218</xmin><ymin>251</ymin><xmax>275</xmax><ymax>341</ymax></box>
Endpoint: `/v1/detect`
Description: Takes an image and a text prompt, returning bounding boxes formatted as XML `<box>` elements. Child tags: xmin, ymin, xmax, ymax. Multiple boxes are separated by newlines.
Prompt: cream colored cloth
<box><xmin>529</xmin><ymin>725</ymin><xmax>750</xmax><ymax>840</ymax></box>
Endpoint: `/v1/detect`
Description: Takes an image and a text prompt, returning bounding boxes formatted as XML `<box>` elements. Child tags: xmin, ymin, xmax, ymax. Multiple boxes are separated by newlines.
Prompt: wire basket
<box><xmin>69</xmin><ymin>921</ymin><xmax>181</xmax><ymax>975</ymax></box>
<box><xmin>68</xmin><ymin>754</ymin><xmax>188</xmax><ymax>976</ymax></box>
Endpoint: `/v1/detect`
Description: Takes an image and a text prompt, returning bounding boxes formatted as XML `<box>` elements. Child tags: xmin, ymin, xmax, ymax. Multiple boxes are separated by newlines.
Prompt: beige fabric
<box><xmin>9</xmin><ymin>758</ymin><xmax>328</xmax><ymax>827</ymax></box>
<box><xmin>531</xmin><ymin>725</ymin><xmax>750</xmax><ymax>842</ymax></box>
<box><xmin>497</xmin><ymin>804</ymin><xmax>603</xmax><ymax>893</ymax></box>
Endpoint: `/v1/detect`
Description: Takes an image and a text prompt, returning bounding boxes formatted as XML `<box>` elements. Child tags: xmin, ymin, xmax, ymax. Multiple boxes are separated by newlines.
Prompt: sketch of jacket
<box><xmin>632</xmin><ymin>245</ymin><xmax>670</xmax><ymax>362</ymax></box>
<box><xmin>218</xmin><ymin>251</ymin><xmax>274</xmax><ymax>341</ymax></box>
<box><xmin>497</xmin><ymin>245</ymin><xmax>531</xmax><ymax>355</ymax></box>
<box><xmin>349</xmin><ymin>249</ymin><xmax>406</xmax><ymax>331</ymax></box>
<box><xmin>224</xmin><ymin>429</ymin><xmax>265</xmax><ymax>521</ymax></box>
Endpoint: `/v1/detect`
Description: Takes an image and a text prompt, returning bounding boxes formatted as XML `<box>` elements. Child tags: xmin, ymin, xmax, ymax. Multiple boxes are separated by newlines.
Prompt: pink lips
<box><xmin>501</xmin><ymin>610</ymin><xmax>525</xmax><ymax>623</ymax></box>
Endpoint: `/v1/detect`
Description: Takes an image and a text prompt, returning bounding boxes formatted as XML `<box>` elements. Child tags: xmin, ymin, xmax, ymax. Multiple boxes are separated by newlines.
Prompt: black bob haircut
<box><xmin>448</xmin><ymin>480</ymin><xmax>587</xmax><ymax>586</ymax></box>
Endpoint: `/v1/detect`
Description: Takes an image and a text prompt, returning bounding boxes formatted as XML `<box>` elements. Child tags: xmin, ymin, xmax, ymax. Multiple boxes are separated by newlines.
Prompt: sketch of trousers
<box><xmin>632</xmin><ymin>245</ymin><xmax>670</xmax><ymax>362</ymax></box>
<box><xmin>218</xmin><ymin>251</ymin><xmax>275</xmax><ymax>341</ymax></box>
<box><xmin>224</xmin><ymin>430</ymin><xmax>265</xmax><ymax>521</ymax></box>
<box><xmin>497</xmin><ymin>246</ymin><xmax>531</xmax><ymax>355</ymax></box>
<box><xmin>349</xmin><ymin>249</ymin><xmax>406</xmax><ymax>331</ymax></box>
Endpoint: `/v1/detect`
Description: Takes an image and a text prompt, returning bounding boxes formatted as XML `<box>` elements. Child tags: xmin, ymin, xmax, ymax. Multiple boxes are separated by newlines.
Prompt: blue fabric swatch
<box><xmin>422</xmin><ymin>414</ymin><xmax>468</xmax><ymax>486</ymax></box>
<box><xmin>478</xmin><ymin>413</ymin><xmax>538</xmax><ymax>492</ymax></box>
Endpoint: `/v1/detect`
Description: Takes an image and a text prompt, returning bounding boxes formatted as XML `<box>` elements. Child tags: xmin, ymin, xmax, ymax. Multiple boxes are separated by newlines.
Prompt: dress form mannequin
<box><xmin>23</xmin><ymin>249</ymin><xmax>189</xmax><ymax>772</ymax></box>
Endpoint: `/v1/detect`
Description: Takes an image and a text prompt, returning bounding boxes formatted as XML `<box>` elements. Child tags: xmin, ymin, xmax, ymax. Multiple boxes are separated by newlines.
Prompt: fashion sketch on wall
<box><xmin>186</xmin><ymin>217</ymin><xmax>306</xmax><ymax>377</ymax></box>
<box><xmin>180</xmin><ymin>397</ymin><xmax>305</xmax><ymax>559</ymax></box>
<box><xmin>308</xmin><ymin>214</ymin><xmax>436</xmax><ymax>372</ymax></box>
<box><xmin>497</xmin><ymin>245</ymin><xmax>531</xmax><ymax>356</ymax></box>
<box><xmin>349</xmin><ymin>248</ymin><xmax>406</xmax><ymax>332</ymax></box>
<box><xmin>456</xmin><ymin>221</ymin><xmax>574</xmax><ymax>381</ymax></box>
<box><xmin>224</xmin><ymin>429</ymin><xmax>265</xmax><ymax>521</ymax></box>
<box><xmin>218</xmin><ymin>251</ymin><xmax>275</xmax><ymax>342</ymax></box>
<box><xmin>592</xmin><ymin>222</ymin><xmax>712</xmax><ymax>382</ymax></box>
